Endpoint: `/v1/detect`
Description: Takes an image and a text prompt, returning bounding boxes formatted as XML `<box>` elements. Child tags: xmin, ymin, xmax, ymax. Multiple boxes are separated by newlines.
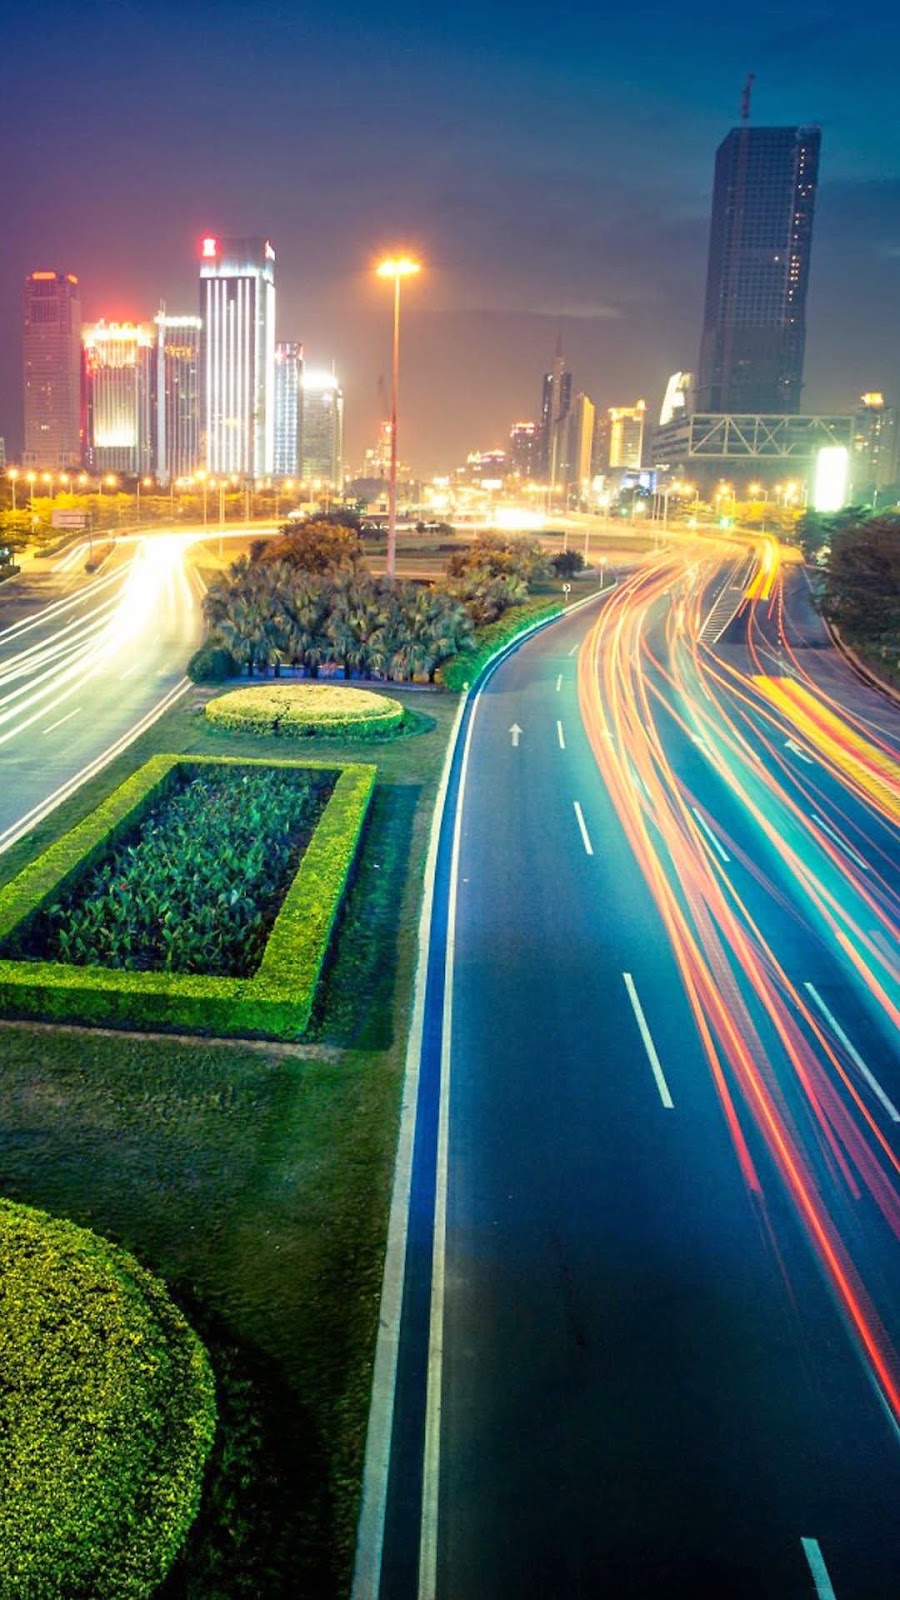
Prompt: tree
<box><xmin>821</xmin><ymin>516</ymin><xmax>900</xmax><ymax>644</ymax></box>
<box><xmin>445</xmin><ymin>532</ymin><xmax>550</xmax><ymax>587</ymax></box>
<box><xmin>550</xmin><ymin>550</ymin><xmax>585</xmax><ymax>578</ymax></box>
<box><xmin>254</xmin><ymin>519</ymin><xmax>363</xmax><ymax>574</ymax></box>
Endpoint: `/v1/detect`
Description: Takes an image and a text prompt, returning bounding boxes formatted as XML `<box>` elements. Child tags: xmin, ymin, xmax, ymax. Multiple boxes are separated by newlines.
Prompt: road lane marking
<box><xmin>556</xmin><ymin>719</ymin><xmax>566</xmax><ymax>750</ymax></box>
<box><xmin>691</xmin><ymin>805</ymin><xmax>730</xmax><ymax>863</ymax></box>
<box><xmin>573</xmin><ymin>801</ymin><xmax>593</xmax><ymax>855</ymax></box>
<box><xmin>803</xmin><ymin>983</ymin><xmax>900</xmax><ymax>1123</ymax></box>
<box><xmin>811</xmin><ymin>813</ymin><xmax>869</xmax><ymax>873</ymax></box>
<box><xmin>785</xmin><ymin>737</ymin><xmax>815</xmax><ymax>766</ymax></box>
<box><xmin>119</xmin><ymin>663</ymin><xmax>138</xmax><ymax>679</ymax></box>
<box><xmin>42</xmin><ymin>708</ymin><xmax>81</xmax><ymax>735</ymax></box>
<box><xmin>801</xmin><ymin>1537</ymin><xmax>838</xmax><ymax>1599</ymax></box>
<box><xmin>623</xmin><ymin>973</ymin><xmax>674</xmax><ymax>1109</ymax></box>
<box><xmin>568</xmin><ymin>641</ymin><xmax>579</xmax><ymax>656</ymax></box>
<box><xmin>555</xmin><ymin>673</ymin><xmax>562</xmax><ymax>692</ymax></box>
<box><xmin>509</xmin><ymin>722</ymin><xmax>522</xmax><ymax>747</ymax></box>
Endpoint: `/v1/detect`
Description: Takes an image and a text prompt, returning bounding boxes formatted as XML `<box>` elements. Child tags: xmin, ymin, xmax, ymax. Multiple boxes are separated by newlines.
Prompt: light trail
<box><xmin>577</xmin><ymin>544</ymin><xmax>900</xmax><ymax>1435</ymax></box>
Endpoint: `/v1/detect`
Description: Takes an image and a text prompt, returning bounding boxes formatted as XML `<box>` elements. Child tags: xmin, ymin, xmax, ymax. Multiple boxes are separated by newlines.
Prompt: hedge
<box><xmin>0</xmin><ymin>754</ymin><xmax>375</xmax><ymax>1041</ymax></box>
<box><xmin>186</xmin><ymin>641</ymin><xmax>238</xmax><ymax>683</ymax></box>
<box><xmin>436</xmin><ymin>598</ymin><xmax>563</xmax><ymax>691</ymax></box>
<box><xmin>205</xmin><ymin>682</ymin><xmax>404</xmax><ymax>740</ymax></box>
<box><xmin>0</xmin><ymin>1197</ymin><xmax>216</xmax><ymax>1599</ymax></box>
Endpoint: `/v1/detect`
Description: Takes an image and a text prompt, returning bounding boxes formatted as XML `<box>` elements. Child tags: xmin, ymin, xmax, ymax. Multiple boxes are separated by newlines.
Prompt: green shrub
<box><xmin>187</xmin><ymin>642</ymin><xmax>237</xmax><ymax>683</ymax></box>
<box><xmin>205</xmin><ymin>682</ymin><xmax>404</xmax><ymax>740</ymax></box>
<box><xmin>0</xmin><ymin>755</ymin><xmax>375</xmax><ymax>1041</ymax></box>
<box><xmin>0</xmin><ymin>1197</ymin><xmax>215</xmax><ymax>1600</ymax></box>
<box><xmin>437</xmin><ymin>598</ymin><xmax>563</xmax><ymax>691</ymax></box>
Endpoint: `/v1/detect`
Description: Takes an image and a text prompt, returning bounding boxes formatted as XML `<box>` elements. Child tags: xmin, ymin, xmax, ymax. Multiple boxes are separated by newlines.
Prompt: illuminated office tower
<box><xmin>199</xmin><ymin>235</ymin><xmax>276</xmax><ymax>478</ymax></box>
<box><xmin>23</xmin><ymin>270</ymin><xmax>82</xmax><ymax>466</ymax></box>
<box><xmin>274</xmin><ymin>342</ymin><xmax>303</xmax><ymax>475</ymax></box>
<box><xmin>697</xmin><ymin>125</ymin><xmax>820</xmax><ymax>413</ymax></box>
<box><xmin>300</xmin><ymin>369</ymin><xmax>344</xmax><ymax>487</ymax></box>
<box><xmin>154</xmin><ymin>310</ymin><xmax>201</xmax><ymax>484</ymax></box>
<box><xmin>851</xmin><ymin>392</ymin><xmax>897</xmax><ymax>495</ymax></box>
<box><xmin>562</xmin><ymin>393</ymin><xmax>595</xmax><ymax>499</ymax></box>
<box><xmin>608</xmin><ymin>400</ymin><xmax>646</xmax><ymax>469</ymax></box>
<box><xmin>83</xmin><ymin>321</ymin><xmax>154</xmax><ymax>475</ymax></box>
<box><xmin>509</xmin><ymin>420</ymin><xmax>540</xmax><ymax>479</ymax></box>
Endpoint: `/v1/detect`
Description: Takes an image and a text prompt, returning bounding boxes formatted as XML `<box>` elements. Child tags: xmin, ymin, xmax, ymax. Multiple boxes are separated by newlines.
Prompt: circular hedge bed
<box><xmin>205</xmin><ymin>682</ymin><xmax>405</xmax><ymax>740</ymax></box>
<box><xmin>0</xmin><ymin>1199</ymin><xmax>216</xmax><ymax>1600</ymax></box>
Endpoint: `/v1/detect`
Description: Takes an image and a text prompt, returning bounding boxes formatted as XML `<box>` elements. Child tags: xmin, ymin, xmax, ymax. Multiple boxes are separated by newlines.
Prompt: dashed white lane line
<box><xmin>573</xmin><ymin>801</ymin><xmax>593</xmax><ymax>855</ymax></box>
<box><xmin>555</xmin><ymin>674</ymin><xmax>562</xmax><ymax>692</ymax></box>
<box><xmin>691</xmin><ymin>805</ymin><xmax>730</xmax><ymax>864</ymax></box>
<box><xmin>556</xmin><ymin>720</ymin><xmax>566</xmax><ymax>750</ymax></box>
<box><xmin>801</xmin><ymin>1537</ymin><xmax>838</xmax><ymax>1599</ymax></box>
<box><xmin>119</xmin><ymin>663</ymin><xmax>139</xmax><ymax>679</ymax></box>
<box><xmin>622</xmin><ymin>973</ymin><xmax>675</xmax><ymax>1109</ymax></box>
<box><xmin>568</xmin><ymin>641</ymin><xmax>579</xmax><ymax>656</ymax></box>
<box><xmin>42</xmin><ymin>707</ymin><xmax>81</xmax><ymax>736</ymax></box>
<box><xmin>803</xmin><ymin>983</ymin><xmax>900</xmax><ymax>1123</ymax></box>
<box><xmin>811</xmin><ymin>812</ymin><xmax>869</xmax><ymax>873</ymax></box>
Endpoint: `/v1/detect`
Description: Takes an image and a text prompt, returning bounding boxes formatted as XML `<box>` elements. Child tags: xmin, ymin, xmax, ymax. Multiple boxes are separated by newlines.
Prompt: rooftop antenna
<box><xmin>741</xmin><ymin>72</ymin><xmax>755</xmax><ymax>124</ymax></box>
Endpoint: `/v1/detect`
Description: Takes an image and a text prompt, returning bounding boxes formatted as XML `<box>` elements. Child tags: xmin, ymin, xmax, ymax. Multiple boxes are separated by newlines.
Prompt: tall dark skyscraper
<box><xmin>697</xmin><ymin>124</ymin><xmax>820</xmax><ymax>414</ymax></box>
<box><xmin>23</xmin><ymin>270</ymin><xmax>82</xmax><ymax>467</ymax></box>
<box><xmin>538</xmin><ymin>340</ymin><xmax>572</xmax><ymax>480</ymax></box>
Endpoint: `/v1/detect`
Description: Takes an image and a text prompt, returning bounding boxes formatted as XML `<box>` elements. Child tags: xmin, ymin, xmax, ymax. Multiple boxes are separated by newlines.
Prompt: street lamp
<box><xmin>197</xmin><ymin>469</ymin><xmax>208</xmax><ymax>528</ymax></box>
<box><xmin>136</xmin><ymin>475</ymin><xmax>152</xmax><ymax>522</ymax></box>
<box><xmin>376</xmin><ymin>254</ymin><xmax>422</xmax><ymax>578</ymax></box>
<box><xmin>7</xmin><ymin>468</ymin><xmax>18</xmax><ymax>512</ymax></box>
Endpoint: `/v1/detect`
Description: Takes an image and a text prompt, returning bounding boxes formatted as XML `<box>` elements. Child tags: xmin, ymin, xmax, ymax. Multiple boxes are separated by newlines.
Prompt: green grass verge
<box><xmin>437</xmin><ymin>597</ymin><xmax>563</xmax><ymax>690</ymax></box>
<box><xmin>0</xmin><ymin>755</ymin><xmax>375</xmax><ymax>1040</ymax></box>
<box><xmin>0</xmin><ymin>685</ymin><xmax>461</xmax><ymax>1597</ymax></box>
<box><xmin>0</xmin><ymin>1197</ymin><xmax>215</xmax><ymax>1600</ymax></box>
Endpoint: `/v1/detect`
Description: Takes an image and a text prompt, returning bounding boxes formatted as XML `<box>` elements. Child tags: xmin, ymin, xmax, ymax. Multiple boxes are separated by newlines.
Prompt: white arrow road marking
<box><xmin>573</xmin><ymin>801</ymin><xmax>594</xmax><ymax>856</ymax></box>
<box><xmin>509</xmin><ymin>723</ymin><xmax>522</xmax><ymax>747</ymax></box>
<box><xmin>801</xmin><ymin>1538</ymin><xmax>838</xmax><ymax>1599</ymax></box>
<box><xmin>786</xmin><ymin>737</ymin><xmax>815</xmax><ymax>765</ymax></box>
<box><xmin>623</xmin><ymin>973</ymin><xmax>674</xmax><ymax>1109</ymax></box>
<box><xmin>803</xmin><ymin>984</ymin><xmax>900</xmax><ymax>1122</ymax></box>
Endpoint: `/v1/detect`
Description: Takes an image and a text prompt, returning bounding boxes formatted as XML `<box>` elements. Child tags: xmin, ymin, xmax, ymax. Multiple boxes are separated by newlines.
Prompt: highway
<box><xmin>0</xmin><ymin>532</ymin><xmax>205</xmax><ymax>855</ymax></box>
<box><xmin>363</xmin><ymin>539</ymin><xmax>900</xmax><ymax>1598</ymax></box>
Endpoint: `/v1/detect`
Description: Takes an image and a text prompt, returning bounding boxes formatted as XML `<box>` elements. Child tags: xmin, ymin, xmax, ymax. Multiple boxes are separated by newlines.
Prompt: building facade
<box><xmin>154</xmin><ymin>311</ymin><xmax>201</xmax><ymax>484</ymax></box>
<box><xmin>562</xmin><ymin>393</ymin><xmax>596</xmax><ymax>501</ymax></box>
<box><xmin>608</xmin><ymin>401</ymin><xmax>646</xmax><ymax>469</ymax></box>
<box><xmin>300</xmin><ymin>369</ymin><xmax>344</xmax><ymax>486</ymax></box>
<box><xmin>539</xmin><ymin>347</ymin><xmax>572</xmax><ymax>481</ymax></box>
<box><xmin>274</xmin><ymin>342</ymin><xmax>303</xmax><ymax>476</ymax></box>
<box><xmin>83</xmin><ymin>321</ymin><xmax>154</xmax><ymax>475</ymax></box>
<box><xmin>199</xmin><ymin>235</ymin><xmax>276</xmax><ymax>478</ymax></box>
<box><xmin>851</xmin><ymin>393</ymin><xmax>897</xmax><ymax>498</ymax></box>
<box><xmin>697</xmin><ymin>125</ymin><xmax>820</xmax><ymax>414</ymax></box>
<box><xmin>508</xmin><ymin>420</ymin><xmax>540</xmax><ymax>480</ymax></box>
<box><xmin>23</xmin><ymin>271</ymin><xmax>82</xmax><ymax>467</ymax></box>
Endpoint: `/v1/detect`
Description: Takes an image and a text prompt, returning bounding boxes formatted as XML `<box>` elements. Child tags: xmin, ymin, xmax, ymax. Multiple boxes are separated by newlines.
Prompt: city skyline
<box><xmin>2</xmin><ymin>0</ymin><xmax>899</xmax><ymax>475</ymax></box>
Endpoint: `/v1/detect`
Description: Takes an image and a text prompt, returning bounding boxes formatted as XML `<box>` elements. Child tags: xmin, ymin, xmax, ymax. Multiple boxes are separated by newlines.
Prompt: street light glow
<box><xmin>376</xmin><ymin>256</ymin><xmax>421</xmax><ymax>279</ymax></box>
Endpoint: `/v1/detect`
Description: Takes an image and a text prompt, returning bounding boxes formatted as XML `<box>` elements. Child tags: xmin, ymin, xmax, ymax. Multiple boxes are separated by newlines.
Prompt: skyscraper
<box><xmin>509</xmin><ymin>421</ymin><xmax>540</xmax><ymax>480</ymax></box>
<box><xmin>154</xmin><ymin>311</ymin><xmax>202</xmax><ymax>484</ymax></box>
<box><xmin>199</xmin><ymin>235</ymin><xmax>276</xmax><ymax>478</ymax></box>
<box><xmin>562</xmin><ymin>393</ymin><xmax>595</xmax><ymax>500</ymax></box>
<box><xmin>851</xmin><ymin>393</ymin><xmax>898</xmax><ymax>497</ymax></box>
<box><xmin>82</xmin><ymin>321</ymin><xmax>154</xmax><ymax>475</ymax></box>
<box><xmin>697</xmin><ymin>125</ymin><xmax>820</xmax><ymax>414</ymax></box>
<box><xmin>300</xmin><ymin>370</ymin><xmax>344</xmax><ymax>487</ymax></box>
<box><xmin>274</xmin><ymin>342</ymin><xmax>303</xmax><ymax>476</ymax></box>
<box><xmin>608</xmin><ymin>401</ymin><xmax>646</xmax><ymax>469</ymax></box>
<box><xmin>23</xmin><ymin>270</ymin><xmax>82</xmax><ymax>467</ymax></box>
<box><xmin>539</xmin><ymin>341</ymin><xmax>571</xmax><ymax>481</ymax></box>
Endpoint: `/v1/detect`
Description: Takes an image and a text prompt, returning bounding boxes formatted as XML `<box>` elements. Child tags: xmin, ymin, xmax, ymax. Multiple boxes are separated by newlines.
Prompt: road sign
<box><xmin>562</xmin><ymin>583</ymin><xmax>571</xmax><ymax>594</ymax></box>
<box><xmin>51</xmin><ymin>510</ymin><xmax>86</xmax><ymax>529</ymax></box>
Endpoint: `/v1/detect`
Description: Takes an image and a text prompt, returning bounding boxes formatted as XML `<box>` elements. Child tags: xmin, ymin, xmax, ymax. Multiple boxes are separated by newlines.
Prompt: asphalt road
<box><xmin>0</xmin><ymin>532</ymin><xmax>205</xmax><ymax>854</ymax></box>
<box><xmin>372</xmin><ymin>543</ymin><xmax>900</xmax><ymax>1599</ymax></box>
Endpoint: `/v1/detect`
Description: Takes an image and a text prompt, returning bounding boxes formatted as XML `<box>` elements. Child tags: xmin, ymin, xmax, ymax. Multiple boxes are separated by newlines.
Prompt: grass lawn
<box><xmin>0</xmin><ymin>686</ymin><xmax>459</xmax><ymax>1597</ymax></box>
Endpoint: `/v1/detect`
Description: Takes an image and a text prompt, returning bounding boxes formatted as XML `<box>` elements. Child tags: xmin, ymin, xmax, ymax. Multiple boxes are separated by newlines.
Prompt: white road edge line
<box><xmin>42</xmin><ymin>708</ymin><xmax>81</xmax><ymax>736</ymax></box>
<box><xmin>556</xmin><ymin>719</ymin><xmax>566</xmax><ymax>750</ymax></box>
<box><xmin>801</xmin><ymin>1537</ymin><xmax>838</xmax><ymax>1599</ymax></box>
<box><xmin>691</xmin><ymin>805</ymin><xmax>730</xmax><ymax>863</ymax></box>
<box><xmin>573</xmin><ymin>800</ymin><xmax>593</xmax><ymax>855</ymax></box>
<box><xmin>811</xmin><ymin>812</ymin><xmax>869</xmax><ymax>873</ymax></box>
<box><xmin>803</xmin><ymin>983</ymin><xmax>900</xmax><ymax>1123</ymax></box>
<box><xmin>622</xmin><ymin>973</ymin><xmax>675</xmax><ymax>1109</ymax></box>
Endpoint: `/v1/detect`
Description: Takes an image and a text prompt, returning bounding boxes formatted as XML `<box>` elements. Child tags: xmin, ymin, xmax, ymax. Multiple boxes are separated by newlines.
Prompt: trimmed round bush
<box><xmin>0</xmin><ymin>1198</ymin><xmax>216</xmax><ymax>1599</ymax></box>
<box><xmin>187</xmin><ymin>641</ymin><xmax>237</xmax><ymax>683</ymax></box>
<box><xmin>205</xmin><ymin>682</ymin><xmax>404</xmax><ymax>740</ymax></box>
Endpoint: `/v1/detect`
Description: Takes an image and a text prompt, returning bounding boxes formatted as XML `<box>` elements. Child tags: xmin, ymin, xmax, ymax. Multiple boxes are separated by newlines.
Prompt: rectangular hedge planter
<box><xmin>0</xmin><ymin>753</ymin><xmax>376</xmax><ymax>1041</ymax></box>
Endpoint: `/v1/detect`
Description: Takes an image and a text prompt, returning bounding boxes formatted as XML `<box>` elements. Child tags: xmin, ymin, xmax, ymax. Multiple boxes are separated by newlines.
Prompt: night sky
<box><xmin>3</xmin><ymin>0</ymin><xmax>899</xmax><ymax>475</ymax></box>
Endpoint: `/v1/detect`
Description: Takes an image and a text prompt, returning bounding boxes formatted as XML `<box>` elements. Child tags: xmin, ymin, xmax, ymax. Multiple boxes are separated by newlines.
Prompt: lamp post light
<box><xmin>197</xmin><ymin>469</ymin><xmax>209</xmax><ymax>529</ymax></box>
<box><xmin>7</xmin><ymin>469</ymin><xmax>18</xmax><ymax>512</ymax></box>
<box><xmin>376</xmin><ymin>254</ymin><xmax>422</xmax><ymax>578</ymax></box>
<box><xmin>136</xmin><ymin>475</ymin><xmax>152</xmax><ymax>523</ymax></box>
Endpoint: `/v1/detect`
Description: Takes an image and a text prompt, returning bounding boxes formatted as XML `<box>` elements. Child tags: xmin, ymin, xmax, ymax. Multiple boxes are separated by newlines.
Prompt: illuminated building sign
<box><xmin>201</xmin><ymin>237</ymin><xmax>218</xmax><ymax>259</ymax></box>
<box><xmin>813</xmin><ymin>446</ymin><xmax>849</xmax><ymax>513</ymax></box>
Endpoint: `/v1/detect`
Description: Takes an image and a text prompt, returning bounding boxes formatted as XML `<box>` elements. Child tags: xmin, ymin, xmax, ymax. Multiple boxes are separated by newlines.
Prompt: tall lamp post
<box><xmin>7</xmin><ymin>469</ymin><xmax>18</xmax><ymax>512</ymax></box>
<box><xmin>376</xmin><ymin>255</ymin><xmax>421</xmax><ymax>579</ymax></box>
